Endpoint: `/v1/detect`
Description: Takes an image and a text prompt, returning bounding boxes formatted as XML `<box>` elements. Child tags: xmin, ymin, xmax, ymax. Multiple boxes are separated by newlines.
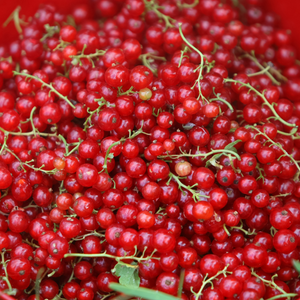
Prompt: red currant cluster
<box><xmin>0</xmin><ymin>0</ymin><xmax>300</xmax><ymax>300</ymax></box>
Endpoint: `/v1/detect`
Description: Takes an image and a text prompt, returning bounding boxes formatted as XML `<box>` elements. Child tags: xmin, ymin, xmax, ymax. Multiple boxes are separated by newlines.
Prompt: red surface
<box><xmin>0</xmin><ymin>0</ymin><xmax>85</xmax><ymax>43</ymax></box>
<box><xmin>1</xmin><ymin>0</ymin><xmax>300</xmax><ymax>54</ymax></box>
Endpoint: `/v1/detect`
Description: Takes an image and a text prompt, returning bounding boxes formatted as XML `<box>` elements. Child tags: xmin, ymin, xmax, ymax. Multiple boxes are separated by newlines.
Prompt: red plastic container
<box><xmin>1</xmin><ymin>0</ymin><xmax>300</xmax><ymax>55</ymax></box>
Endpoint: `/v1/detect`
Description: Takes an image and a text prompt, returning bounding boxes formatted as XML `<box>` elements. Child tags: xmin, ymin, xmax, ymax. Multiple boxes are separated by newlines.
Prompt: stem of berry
<box><xmin>2</xmin><ymin>147</ymin><xmax>26</xmax><ymax>172</ymax></box>
<box><xmin>225</xmin><ymin>220</ymin><xmax>257</xmax><ymax>236</ymax></box>
<box><xmin>159</xmin><ymin>148</ymin><xmax>241</xmax><ymax>161</ymax></box>
<box><xmin>13</xmin><ymin>71</ymin><xmax>76</xmax><ymax>109</ymax></box>
<box><xmin>168</xmin><ymin>172</ymin><xmax>209</xmax><ymax>202</ymax></box>
<box><xmin>71</xmin><ymin>48</ymin><xmax>106</xmax><ymax>67</ymax></box>
<box><xmin>222</xmin><ymin>224</ymin><xmax>231</xmax><ymax>237</ymax></box>
<box><xmin>67</xmin><ymin>141</ymin><xmax>82</xmax><ymax>157</ymax></box>
<box><xmin>58</xmin><ymin>134</ymin><xmax>69</xmax><ymax>155</ymax></box>
<box><xmin>247</xmin><ymin>125</ymin><xmax>300</xmax><ymax>174</ymax></box>
<box><xmin>139</xmin><ymin>53</ymin><xmax>167</xmax><ymax>75</ymax></box>
<box><xmin>210</xmin><ymin>88</ymin><xmax>234</xmax><ymax>111</ymax></box>
<box><xmin>275</xmin><ymin>126</ymin><xmax>298</xmax><ymax>136</ymax></box>
<box><xmin>178</xmin><ymin>24</ymin><xmax>206</xmax><ymax>100</ymax></box>
<box><xmin>247</xmin><ymin>64</ymin><xmax>271</xmax><ymax>77</ymax></box>
<box><xmin>274</xmin><ymin>193</ymin><xmax>290</xmax><ymax>198</ymax></box>
<box><xmin>22</xmin><ymin>159</ymin><xmax>57</xmax><ymax>174</ymax></box>
<box><xmin>96</xmin><ymin>292</ymin><xmax>115</xmax><ymax>300</ymax></box>
<box><xmin>29</xmin><ymin>106</ymin><xmax>38</xmax><ymax>136</ymax></box>
<box><xmin>83</xmin><ymin>99</ymin><xmax>107</xmax><ymax>130</ymax></box>
<box><xmin>263</xmin><ymin>62</ymin><xmax>288</xmax><ymax>83</ymax></box>
<box><xmin>3</xmin><ymin>6</ymin><xmax>27</xmax><ymax>34</ymax></box>
<box><xmin>40</xmin><ymin>24</ymin><xmax>60</xmax><ymax>42</ymax></box>
<box><xmin>0</xmin><ymin>135</ymin><xmax>8</xmax><ymax>156</ymax></box>
<box><xmin>176</xmin><ymin>0</ymin><xmax>199</xmax><ymax>9</ymax></box>
<box><xmin>242</xmin><ymin>51</ymin><xmax>281</xmax><ymax>85</ymax></box>
<box><xmin>265</xmin><ymin>294</ymin><xmax>298</xmax><ymax>300</ymax></box>
<box><xmin>177</xmin><ymin>46</ymin><xmax>190</xmax><ymax>68</ymax></box>
<box><xmin>64</xmin><ymin>246</ymin><xmax>159</xmax><ymax>263</ymax></box>
<box><xmin>118</xmin><ymin>86</ymin><xmax>137</xmax><ymax>96</ymax></box>
<box><xmin>68</xmin><ymin>257</ymin><xmax>82</xmax><ymax>283</ymax></box>
<box><xmin>224</xmin><ymin>78</ymin><xmax>297</xmax><ymax>128</ymax></box>
<box><xmin>191</xmin><ymin>265</ymin><xmax>231</xmax><ymax>300</ymax></box>
<box><xmin>256</xmin><ymin>164</ymin><xmax>265</xmax><ymax>183</ymax></box>
<box><xmin>0</xmin><ymin>105</ymin><xmax>57</xmax><ymax>139</ymax></box>
<box><xmin>1</xmin><ymin>252</ymin><xmax>12</xmax><ymax>292</ymax></box>
<box><xmin>103</xmin><ymin>127</ymin><xmax>148</xmax><ymax>173</ymax></box>
<box><xmin>47</xmin><ymin>269</ymin><xmax>57</xmax><ymax>278</ymax></box>
<box><xmin>143</xmin><ymin>0</ymin><xmax>175</xmax><ymax>30</ymax></box>
<box><xmin>70</xmin><ymin>230</ymin><xmax>105</xmax><ymax>242</ymax></box>
<box><xmin>251</xmin><ymin>271</ymin><xmax>294</xmax><ymax>299</ymax></box>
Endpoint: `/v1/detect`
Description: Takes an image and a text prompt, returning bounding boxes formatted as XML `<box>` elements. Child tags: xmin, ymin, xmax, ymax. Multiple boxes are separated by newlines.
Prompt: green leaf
<box><xmin>293</xmin><ymin>260</ymin><xmax>300</xmax><ymax>274</ymax></box>
<box><xmin>205</xmin><ymin>140</ymin><xmax>241</xmax><ymax>167</ymax></box>
<box><xmin>113</xmin><ymin>262</ymin><xmax>140</xmax><ymax>288</ymax></box>
<box><xmin>224</xmin><ymin>139</ymin><xmax>240</xmax><ymax>152</ymax></box>
<box><xmin>110</xmin><ymin>283</ymin><xmax>180</xmax><ymax>300</ymax></box>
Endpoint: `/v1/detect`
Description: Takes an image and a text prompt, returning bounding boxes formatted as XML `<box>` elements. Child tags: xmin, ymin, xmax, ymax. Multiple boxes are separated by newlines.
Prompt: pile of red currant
<box><xmin>1</xmin><ymin>0</ymin><xmax>300</xmax><ymax>299</ymax></box>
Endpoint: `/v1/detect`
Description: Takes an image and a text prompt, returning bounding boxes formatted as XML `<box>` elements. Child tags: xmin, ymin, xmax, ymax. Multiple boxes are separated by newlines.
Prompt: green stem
<box><xmin>192</xmin><ymin>265</ymin><xmax>231</xmax><ymax>300</ymax></box>
<box><xmin>3</xmin><ymin>147</ymin><xmax>26</xmax><ymax>172</ymax></box>
<box><xmin>243</xmin><ymin>52</ymin><xmax>280</xmax><ymax>85</ymax></box>
<box><xmin>169</xmin><ymin>172</ymin><xmax>209</xmax><ymax>202</ymax></box>
<box><xmin>177</xmin><ymin>0</ymin><xmax>199</xmax><ymax>9</ymax></box>
<box><xmin>40</xmin><ymin>24</ymin><xmax>60</xmax><ymax>42</ymax></box>
<box><xmin>222</xmin><ymin>224</ymin><xmax>231</xmax><ymax>236</ymax></box>
<box><xmin>118</xmin><ymin>86</ymin><xmax>137</xmax><ymax>96</ymax></box>
<box><xmin>70</xmin><ymin>231</ymin><xmax>105</xmax><ymax>242</ymax></box>
<box><xmin>3</xmin><ymin>6</ymin><xmax>27</xmax><ymax>34</ymax></box>
<box><xmin>64</xmin><ymin>247</ymin><xmax>159</xmax><ymax>263</ymax></box>
<box><xmin>178</xmin><ymin>24</ymin><xmax>206</xmax><ymax>100</ymax></box>
<box><xmin>251</xmin><ymin>272</ymin><xmax>289</xmax><ymax>298</ymax></box>
<box><xmin>248</xmin><ymin>126</ymin><xmax>300</xmax><ymax>173</ymax></box>
<box><xmin>58</xmin><ymin>134</ymin><xmax>69</xmax><ymax>155</ymax></box>
<box><xmin>266</xmin><ymin>294</ymin><xmax>299</xmax><ymax>300</ymax></box>
<box><xmin>0</xmin><ymin>126</ymin><xmax>57</xmax><ymax>137</ymax></box>
<box><xmin>159</xmin><ymin>148</ymin><xmax>240</xmax><ymax>161</ymax></box>
<box><xmin>277</xmin><ymin>127</ymin><xmax>298</xmax><ymax>136</ymax></box>
<box><xmin>273</xmin><ymin>193</ymin><xmax>290</xmax><ymax>198</ymax></box>
<box><xmin>103</xmin><ymin>140</ymin><xmax>122</xmax><ymax>174</ymax></box>
<box><xmin>229</xmin><ymin>220</ymin><xmax>257</xmax><ymax>236</ymax></box>
<box><xmin>0</xmin><ymin>135</ymin><xmax>8</xmax><ymax>155</ymax></box>
<box><xmin>1</xmin><ymin>252</ymin><xmax>12</xmax><ymax>292</ymax></box>
<box><xmin>247</xmin><ymin>65</ymin><xmax>271</xmax><ymax>77</ymax></box>
<box><xmin>66</xmin><ymin>141</ymin><xmax>81</xmax><ymax>157</ymax></box>
<box><xmin>71</xmin><ymin>49</ymin><xmax>106</xmax><ymax>67</ymax></box>
<box><xmin>140</xmin><ymin>53</ymin><xmax>167</xmax><ymax>75</ymax></box>
<box><xmin>211</xmin><ymin>88</ymin><xmax>234</xmax><ymax>111</ymax></box>
<box><xmin>152</xmin><ymin>6</ymin><xmax>175</xmax><ymax>29</ymax></box>
<box><xmin>177</xmin><ymin>46</ymin><xmax>190</xmax><ymax>68</ymax></box>
<box><xmin>103</xmin><ymin>127</ymin><xmax>148</xmax><ymax>173</ymax></box>
<box><xmin>22</xmin><ymin>159</ymin><xmax>57</xmax><ymax>174</ymax></box>
<box><xmin>47</xmin><ymin>270</ymin><xmax>56</xmax><ymax>277</ymax></box>
<box><xmin>83</xmin><ymin>100</ymin><xmax>106</xmax><ymax>130</ymax></box>
<box><xmin>224</xmin><ymin>78</ymin><xmax>296</xmax><ymax>128</ymax></box>
<box><xmin>13</xmin><ymin>71</ymin><xmax>75</xmax><ymax>109</ymax></box>
<box><xmin>36</xmin><ymin>267</ymin><xmax>47</xmax><ymax>300</ymax></box>
<box><xmin>29</xmin><ymin>106</ymin><xmax>37</xmax><ymax>136</ymax></box>
<box><xmin>263</xmin><ymin>62</ymin><xmax>288</xmax><ymax>83</ymax></box>
<box><xmin>68</xmin><ymin>257</ymin><xmax>82</xmax><ymax>282</ymax></box>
